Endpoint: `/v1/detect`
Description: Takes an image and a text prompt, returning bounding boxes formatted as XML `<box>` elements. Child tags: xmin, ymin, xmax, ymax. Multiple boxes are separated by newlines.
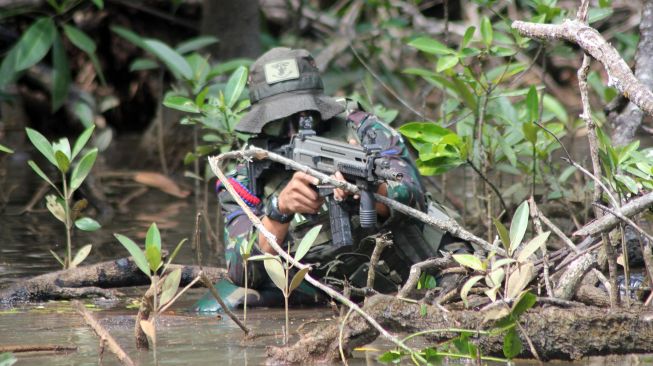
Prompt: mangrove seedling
<box><xmin>250</xmin><ymin>225</ymin><xmax>322</xmax><ymax>344</ymax></box>
<box><xmin>25</xmin><ymin>126</ymin><xmax>100</xmax><ymax>269</ymax></box>
<box><xmin>114</xmin><ymin>223</ymin><xmax>187</xmax><ymax>350</ymax></box>
<box><xmin>238</xmin><ymin>232</ymin><xmax>257</xmax><ymax>325</ymax></box>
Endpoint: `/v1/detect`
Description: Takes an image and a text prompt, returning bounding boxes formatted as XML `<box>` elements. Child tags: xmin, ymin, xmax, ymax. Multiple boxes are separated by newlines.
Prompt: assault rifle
<box><xmin>247</xmin><ymin>115</ymin><xmax>403</xmax><ymax>248</ymax></box>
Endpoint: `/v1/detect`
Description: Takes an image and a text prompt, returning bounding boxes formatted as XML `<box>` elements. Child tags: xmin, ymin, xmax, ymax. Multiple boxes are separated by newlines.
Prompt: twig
<box><xmin>72</xmin><ymin>300</ymin><xmax>136</xmax><ymax>366</ymax></box>
<box><xmin>366</xmin><ymin>233</ymin><xmax>392</xmax><ymax>294</ymax></box>
<box><xmin>198</xmin><ymin>273</ymin><xmax>251</xmax><ymax>335</ymax></box>
<box><xmin>529</xmin><ymin>196</ymin><xmax>552</xmax><ymax>297</ymax></box>
<box><xmin>339</xmin><ymin>308</ymin><xmax>355</xmax><ymax>366</ymax></box>
<box><xmin>397</xmin><ymin>254</ymin><xmax>454</xmax><ymax>298</ymax></box>
<box><xmin>466</xmin><ymin>158</ymin><xmax>510</xmax><ymax>217</ymax></box>
<box><xmin>208</xmin><ymin>151</ymin><xmax>424</xmax><ymax>361</ymax></box>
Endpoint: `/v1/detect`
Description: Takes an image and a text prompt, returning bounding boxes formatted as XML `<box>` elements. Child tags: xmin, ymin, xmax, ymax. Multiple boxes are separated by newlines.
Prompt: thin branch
<box><xmin>397</xmin><ymin>254</ymin><xmax>454</xmax><ymax>298</ymax></box>
<box><xmin>199</xmin><ymin>273</ymin><xmax>251</xmax><ymax>335</ymax></box>
<box><xmin>72</xmin><ymin>300</ymin><xmax>136</xmax><ymax>366</ymax></box>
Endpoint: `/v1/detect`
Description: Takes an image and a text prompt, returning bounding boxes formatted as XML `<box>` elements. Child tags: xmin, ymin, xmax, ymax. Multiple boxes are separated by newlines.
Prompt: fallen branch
<box><xmin>512</xmin><ymin>19</ymin><xmax>653</xmax><ymax>117</ymax></box>
<box><xmin>72</xmin><ymin>300</ymin><xmax>135</xmax><ymax>366</ymax></box>
<box><xmin>573</xmin><ymin>191</ymin><xmax>653</xmax><ymax>236</ymax></box>
<box><xmin>0</xmin><ymin>344</ymin><xmax>77</xmax><ymax>353</ymax></box>
<box><xmin>0</xmin><ymin>257</ymin><xmax>226</xmax><ymax>303</ymax></box>
<box><xmin>553</xmin><ymin>252</ymin><xmax>598</xmax><ymax>300</ymax></box>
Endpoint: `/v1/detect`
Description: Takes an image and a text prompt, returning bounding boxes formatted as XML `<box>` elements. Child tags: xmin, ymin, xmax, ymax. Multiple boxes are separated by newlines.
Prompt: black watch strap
<box><xmin>265</xmin><ymin>195</ymin><xmax>294</xmax><ymax>223</ymax></box>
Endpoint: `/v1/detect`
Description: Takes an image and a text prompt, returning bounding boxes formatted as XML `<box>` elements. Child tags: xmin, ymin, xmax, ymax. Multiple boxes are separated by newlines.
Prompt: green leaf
<box><xmin>145</xmin><ymin>222</ymin><xmax>161</xmax><ymax>252</ymax></box>
<box><xmin>289</xmin><ymin>267</ymin><xmax>310</xmax><ymax>292</ymax></box>
<box><xmin>224</xmin><ymin>66</ymin><xmax>248</xmax><ymax>108</ymax></box>
<box><xmin>73</xmin><ymin>101</ymin><xmax>95</xmax><ymax>128</ymax></box>
<box><xmin>175</xmin><ymin>36</ymin><xmax>219</xmax><ymax>54</ymax></box>
<box><xmin>52</xmin><ymin>137</ymin><xmax>71</xmax><ymax>160</ymax></box>
<box><xmin>436</xmin><ymin>55</ymin><xmax>458</xmax><ymax>72</ymax></box>
<box><xmin>378</xmin><ymin>350</ymin><xmax>402</xmax><ymax>363</ymax></box>
<box><xmin>263</xmin><ymin>257</ymin><xmax>287</xmax><ymax>293</ymax></box>
<box><xmin>71</xmin><ymin>244</ymin><xmax>92</xmax><ymax>268</ymax></box>
<box><xmin>70</xmin><ymin>148</ymin><xmax>98</xmax><ymax>192</ymax></box>
<box><xmin>480</xmin><ymin>16</ymin><xmax>493</xmax><ymax>47</ymax></box>
<box><xmin>294</xmin><ymin>225</ymin><xmax>322</xmax><ymax>262</ymax></box>
<box><xmin>615</xmin><ymin>174</ymin><xmax>639</xmax><ymax>194</ymax></box>
<box><xmin>91</xmin><ymin>0</ymin><xmax>104</xmax><ymax>9</ymax></box>
<box><xmin>14</xmin><ymin>18</ymin><xmax>56</xmax><ymax>71</ymax></box>
<box><xmin>461</xmin><ymin>275</ymin><xmax>484</xmax><ymax>307</ymax></box>
<box><xmin>159</xmin><ymin>268</ymin><xmax>182</xmax><ymax>307</ymax></box>
<box><xmin>503</xmin><ymin>328</ymin><xmax>523</xmax><ymax>359</ymax></box>
<box><xmin>51</xmin><ymin>31</ymin><xmax>71</xmax><ymax>112</ymax></box>
<box><xmin>453</xmin><ymin>254</ymin><xmax>485</xmax><ymax>272</ymax></box>
<box><xmin>146</xmin><ymin>244</ymin><xmax>162</xmax><ymax>273</ymax></box>
<box><xmin>72</xmin><ymin>126</ymin><xmax>95</xmax><ymax>160</ymax></box>
<box><xmin>75</xmin><ymin>217</ymin><xmax>101</xmax><ymax>231</ymax></box>
<box><xmin>54</xmin><ymin>150</ymin><xmax>70</xmax><ymax>173</ymax></box>
<box><xmin>493</xmin><ymin>218</ymin><xmax>511</xmax><ymax>253</ymax></box>
<box><xmin>522</xmin><ymin>122</ymin><xmax>538</xmax><ymax>145</ymax></box>
<box><xmin>62</xmin><ymin>25</ymin><xmax>105</xmax><ymax>85</ymax></box>
<box><xmin>542</xmin><ymin>94</ymin><xmax>568</xmax><ymax>123</ymax></box>
<box><xmin>509</xmin><ymin>201</ymin><xmax>529</xmax><ymax>255</ymax></box>
<box><xmin>163</xmin><ymin>238</ymin><xmax>187</xmax><ymax>273</ymax></box>
<box><xmin>25</xmin><ymin>127</ymin><xmax>57</xmax><ymax>166</ymax></box>
<box><xmin>28</xmin><ymin>160</ymin><xmax>57</xmax><ymax>190</ymax></box>
<box><xmin>143</xmin><ymin>39</ymin><xmax>193</xmax><ymax>80</ymax></box>
<box><xmin>526</xmin><ymin>86</ymin><xmax>539</xmax><ymax>123</ymax></box>
<box><xmin>461</xmin><ymin>26</ymin><xmax>475</xmax><ymax>48</ymax></box>
<box><xmin>163</xmin><ymin>95</ymin><xmax>200</xmax><ymax>113</ymax></box>
<box><xmin>114</xmin><ymin>233</ymin><xmax>150</xmax><ymax>277</ymax></box>
<box><xmin>111</xmin><ymin>26</ymin><xmax>147</xmax><ymax>48</ymax></box>
<box><xmin>129</xmin><ymin>58</ymin><xmax>159</xmax><ymax>72</ymax></box>
<box><xmin>517</xmin><ymin>231</ymin><xmax>550</xmax><ymax>262</ymax></box>
<box><xmin>408</xmin><ymin>37</ymin><xmax>454</xmax><ymax>55</ymax></box>
<box><xmin>511</xmin><ymin>290</ymin><xmax>537</xmax><ymax>318</ymax></box>
<box><xmin>207</xmin><ymin>58</ymin><xmax>253</xmax><ymax>78</ymax></box>
<box><xmin>0</xmin><ymin>144</ymin><xmax>14</xmax><ymax>154</ymax></box>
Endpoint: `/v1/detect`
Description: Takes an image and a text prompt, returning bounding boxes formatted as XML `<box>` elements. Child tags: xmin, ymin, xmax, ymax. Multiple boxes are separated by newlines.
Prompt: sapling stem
<box><xmin>62</xmin><ymin>172</ymin><xmax>72</xmax><ymax>268</ymax></box>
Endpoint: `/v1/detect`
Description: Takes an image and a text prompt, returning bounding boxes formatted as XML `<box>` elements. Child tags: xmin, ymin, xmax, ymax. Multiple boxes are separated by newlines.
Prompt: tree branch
<box><xmin>512</xmin><ymin>19</ymin><xmax>653</xmax><ymax>117</ymax></box>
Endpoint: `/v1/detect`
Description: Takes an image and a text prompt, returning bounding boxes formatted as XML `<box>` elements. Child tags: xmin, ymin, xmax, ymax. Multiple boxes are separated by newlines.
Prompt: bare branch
<box><xmin>512</xmin><ymin>19</ymin><xmax>653</xmax><ymax>117</ymax></box>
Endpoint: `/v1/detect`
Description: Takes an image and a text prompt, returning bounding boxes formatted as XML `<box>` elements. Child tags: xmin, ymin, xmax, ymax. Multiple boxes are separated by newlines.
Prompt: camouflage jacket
<box><xmin>217</xmin><ymin>105</ymin><xmax>433</xmax><ymax>290</ymax></box>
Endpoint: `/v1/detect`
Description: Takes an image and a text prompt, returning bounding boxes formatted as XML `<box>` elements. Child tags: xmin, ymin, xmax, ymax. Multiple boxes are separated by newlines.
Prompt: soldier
<box><xmin>195</xmin><ymin>47</ymin><xmax>463</xmax><ymax>311</ymax></box>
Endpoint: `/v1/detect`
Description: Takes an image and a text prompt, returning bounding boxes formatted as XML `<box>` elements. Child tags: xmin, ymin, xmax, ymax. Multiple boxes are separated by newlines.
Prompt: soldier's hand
<box><xmin>333</xmin><ymin>138</ymin><xmax>359</xmax><ymax>202</ymax></box>
<box><xmin>278</xmin><ymin>172</ymin><xmax>324</xmax><ymax>214</ymax></box>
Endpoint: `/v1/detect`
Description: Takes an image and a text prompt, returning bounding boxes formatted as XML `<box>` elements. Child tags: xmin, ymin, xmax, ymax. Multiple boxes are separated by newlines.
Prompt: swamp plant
<box><xmin>250</xmin><ymin>225</ymin><xmax>322</xmax><ymax>344</ymax></box>
<box><xmin>26</xmin><ymin>126</ymin><xmax>100</xmax><ymax>269</ymax></box>
<box><xmin>114</xmin><ymin>223</ymin><xmax>187</xmax><ymax>350</ymax></box>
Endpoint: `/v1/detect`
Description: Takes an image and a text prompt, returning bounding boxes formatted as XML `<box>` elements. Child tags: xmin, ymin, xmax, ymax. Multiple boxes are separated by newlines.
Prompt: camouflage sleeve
<box><xmin>352</xmin><ymin>112</ymin><xmax>426</xmax><ymax>212</ymax></box>
<box><xmin>217</xmin><ymin>165</ymin><xmax>265</xmax><ymax>287</ymax></box>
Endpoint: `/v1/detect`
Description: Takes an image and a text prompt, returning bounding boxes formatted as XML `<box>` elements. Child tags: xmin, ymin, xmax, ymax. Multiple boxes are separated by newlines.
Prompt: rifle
<box><xmin>248</xmin><ymin>115</ymin><xmax>403</xmax><ymax>248</ymax></box>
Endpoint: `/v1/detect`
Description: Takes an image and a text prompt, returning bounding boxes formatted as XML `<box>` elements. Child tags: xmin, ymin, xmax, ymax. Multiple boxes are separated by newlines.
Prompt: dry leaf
<box><xmin>133</xmin><ymin>172</ymin><xmax>190</xmax><ymax>198</ymax></box>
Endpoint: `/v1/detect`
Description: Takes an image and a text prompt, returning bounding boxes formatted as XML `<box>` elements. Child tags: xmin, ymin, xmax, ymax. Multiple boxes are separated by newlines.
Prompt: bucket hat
<box><xmin>235</xmin><ymin>48</ymin><xmax>345</xmax><ymax>134</ymax></box>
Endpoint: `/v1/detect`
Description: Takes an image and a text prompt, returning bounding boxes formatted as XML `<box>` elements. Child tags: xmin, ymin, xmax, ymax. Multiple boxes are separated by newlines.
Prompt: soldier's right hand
<box><xmin>278</xmin><ymin>172</ymin><xmax>324</xmax><ymax>214</ymax></box>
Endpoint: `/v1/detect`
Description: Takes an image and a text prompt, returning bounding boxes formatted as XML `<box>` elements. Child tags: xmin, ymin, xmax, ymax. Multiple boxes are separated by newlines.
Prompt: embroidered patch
<box><xmin>264</xmin><ymin>59</ymin><xmax>300</xmax><ymax>84</ymax></box>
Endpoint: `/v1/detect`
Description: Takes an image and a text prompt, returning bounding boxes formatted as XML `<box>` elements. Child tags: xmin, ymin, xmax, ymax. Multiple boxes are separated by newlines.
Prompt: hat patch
<box><xmin>264</xmin><ymin>59</ymin><xmax>300</xmax><ymax>85</ymax></box>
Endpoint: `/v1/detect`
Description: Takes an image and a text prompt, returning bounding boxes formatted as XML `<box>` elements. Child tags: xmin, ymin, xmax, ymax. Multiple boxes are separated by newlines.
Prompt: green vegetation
<box><xmin>25</xmin><ymin>126</ymin><xmax>100</xmax><ymax>269</ymax></box>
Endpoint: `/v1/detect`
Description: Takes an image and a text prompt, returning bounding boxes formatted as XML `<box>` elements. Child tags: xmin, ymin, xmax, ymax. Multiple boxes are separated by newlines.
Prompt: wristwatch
<box><xmin>265</xmin><ymin>195</ymin><xmax>294</xmax><ymax>223</ymax></box>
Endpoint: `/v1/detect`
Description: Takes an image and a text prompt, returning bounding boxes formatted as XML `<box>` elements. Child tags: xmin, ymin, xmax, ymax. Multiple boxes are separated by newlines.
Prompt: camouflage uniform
<box><xmin>218</xmin><ymin>102</ymin><xmax>452</xmax><ymax>295</ymax></box>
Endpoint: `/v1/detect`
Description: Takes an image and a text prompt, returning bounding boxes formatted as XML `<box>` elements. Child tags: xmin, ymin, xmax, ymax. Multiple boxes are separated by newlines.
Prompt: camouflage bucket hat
<box><xmin>235</xmin><ymin>47</ymin><xmax>345</xmax><ymax>134</ymax></box>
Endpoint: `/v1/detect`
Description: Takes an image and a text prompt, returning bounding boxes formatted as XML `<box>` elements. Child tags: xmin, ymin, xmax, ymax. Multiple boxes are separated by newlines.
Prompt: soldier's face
<box><xmin>261</xmin><ymin>111</ymin><xmax>321</xmax><ymax>138</ymax></box>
